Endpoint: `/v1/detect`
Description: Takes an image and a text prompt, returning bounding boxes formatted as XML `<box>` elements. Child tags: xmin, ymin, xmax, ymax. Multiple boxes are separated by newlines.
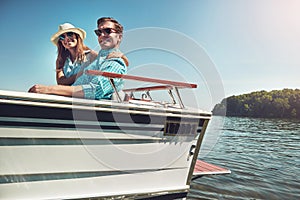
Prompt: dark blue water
<box><xmin>188</xmin><ymin>116</ymin><xmax>300</xmax><ymax>200</ymax></box>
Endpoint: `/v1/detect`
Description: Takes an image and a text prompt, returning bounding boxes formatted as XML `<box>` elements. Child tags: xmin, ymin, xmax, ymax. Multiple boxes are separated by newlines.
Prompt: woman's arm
<box><xmin>28</xmin><ymin>84</ymin><xmax>84</xmax><ymax>98</ymax></box>
<box><xmin>56</xmin><ymin>68</ymin><xmax>79</xmax><ymax>85</ymax></box>
<box><xmin>56</xmin><ymin>50</ymin><xmax>98</xmax><ymax>85</ymax></box>
<box><xmin>89</xmin><ymin>50</ymin><xmax>98</xmax><ymax>63</ymax></box>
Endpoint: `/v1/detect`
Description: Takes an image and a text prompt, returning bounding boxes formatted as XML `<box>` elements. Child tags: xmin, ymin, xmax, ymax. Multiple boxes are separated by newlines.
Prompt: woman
<box><xmin>50</xmin><ymin>23</ymin><xmax>98</xmax><ymax>85</ymax></box>
<box><xmin>51</xmin><ymin>23</ymin><xmax>128</xmax><ymax>85</ymax></box>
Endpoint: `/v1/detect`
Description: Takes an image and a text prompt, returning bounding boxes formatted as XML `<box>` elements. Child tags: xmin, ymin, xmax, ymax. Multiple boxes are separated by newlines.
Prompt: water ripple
<box><xmin>188</xmin><ymin>116</ymin><xmax>300</xmax><ymax>200</ymax></box>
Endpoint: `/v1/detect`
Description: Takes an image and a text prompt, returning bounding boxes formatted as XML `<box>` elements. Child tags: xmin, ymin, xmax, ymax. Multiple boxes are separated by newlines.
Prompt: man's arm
<box><xmin>79</xmin><ymin>58</ymin><xmax>127</xmax><ymax>100</ymax></box>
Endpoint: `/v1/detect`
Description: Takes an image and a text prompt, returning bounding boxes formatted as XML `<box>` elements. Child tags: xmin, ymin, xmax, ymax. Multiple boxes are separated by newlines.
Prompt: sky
<box><xmin>0</xmin><ymin>0</ymin><xmax>299</xmax><ymax>111</ymax></box>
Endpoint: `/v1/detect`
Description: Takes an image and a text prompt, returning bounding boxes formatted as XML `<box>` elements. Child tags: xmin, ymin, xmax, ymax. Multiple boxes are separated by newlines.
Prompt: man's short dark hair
<box><xmin>97</xmin><ymin>17</ymin><xmax>123</xmax><ymax>34</ymax></box>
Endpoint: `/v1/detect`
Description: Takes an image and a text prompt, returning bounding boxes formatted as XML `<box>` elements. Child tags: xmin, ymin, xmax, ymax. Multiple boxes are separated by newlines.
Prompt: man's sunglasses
<box><xmin>59</xmin><ymin>32</ymin><xmax>75</xmax><ymax>41</ymax></box>
<box><xmin>94</xmin><ymin>28</ymin><xmax>117</xmax><ymax>36</ymax></box>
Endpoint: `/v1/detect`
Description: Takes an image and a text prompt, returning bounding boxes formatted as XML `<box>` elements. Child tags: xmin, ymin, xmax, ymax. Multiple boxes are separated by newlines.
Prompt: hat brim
<box><xmin>50</xmin><ymin>28</ymin><xmax>86</xmax><ymax>46</ymax></box>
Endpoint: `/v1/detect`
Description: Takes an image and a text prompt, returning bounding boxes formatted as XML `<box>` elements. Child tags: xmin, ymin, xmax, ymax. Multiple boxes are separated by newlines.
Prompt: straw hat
<box><xmin>50</xmin><ymin>23</ymin><xmax>86</xmax><ymax>46</ymax></box>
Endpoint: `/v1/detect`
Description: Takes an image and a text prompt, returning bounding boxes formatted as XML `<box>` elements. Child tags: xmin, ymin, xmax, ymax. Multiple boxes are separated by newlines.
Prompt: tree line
<box><xmin>212</xmin><ymin>89</ymin><xmax>300</xmax><ymax>119</ymax></box>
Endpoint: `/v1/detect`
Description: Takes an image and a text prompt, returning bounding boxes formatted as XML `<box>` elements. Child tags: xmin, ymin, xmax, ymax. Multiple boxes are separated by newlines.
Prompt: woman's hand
<box><xmin>107</xmin><ymin>52</ymin><xmax>129</xmax><ymax>66</ymax></box>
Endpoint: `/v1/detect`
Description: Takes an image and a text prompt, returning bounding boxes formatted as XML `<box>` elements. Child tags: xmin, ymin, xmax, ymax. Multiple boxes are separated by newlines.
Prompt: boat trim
<box><xmin>186</xmin><ymin>118</ymin><xmax>210</xmax><ymax>185</ymax></box>
<box><xmin>0</xmin><ymin>167</ymin><xmax>186</xmax><ymax>184</ymax></box>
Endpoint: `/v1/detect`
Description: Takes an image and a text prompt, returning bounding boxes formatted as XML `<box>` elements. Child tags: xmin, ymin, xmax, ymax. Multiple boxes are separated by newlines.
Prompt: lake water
<box><xmin>188</xmin><ymin>116</ymin><xmax>300</xmax><ymax>200</ymax></box>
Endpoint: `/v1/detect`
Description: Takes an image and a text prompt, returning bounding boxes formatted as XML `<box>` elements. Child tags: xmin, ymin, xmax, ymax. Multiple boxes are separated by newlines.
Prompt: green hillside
<box><xmin>212</xmin><ymin>89</ymin><xmax>300</xmax><ymax>119</ymax></box>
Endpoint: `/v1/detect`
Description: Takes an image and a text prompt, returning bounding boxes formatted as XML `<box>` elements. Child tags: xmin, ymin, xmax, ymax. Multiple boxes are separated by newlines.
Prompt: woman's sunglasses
<box><xmin>59</xmin><ymin>32</ymin><xmax>75</xmax><ymax>41</ymax></box>
<box><xmin>94</xmin><ymin>28</ymin><xmax>117</xmax><ymax>36</ymax></box>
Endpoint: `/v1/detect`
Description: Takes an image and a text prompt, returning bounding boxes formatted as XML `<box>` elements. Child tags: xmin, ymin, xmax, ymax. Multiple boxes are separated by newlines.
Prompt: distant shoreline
<box><xmin>212</xmin><ymin>88</ymin><xmax>300</xmax><ymax>119</ymax></box>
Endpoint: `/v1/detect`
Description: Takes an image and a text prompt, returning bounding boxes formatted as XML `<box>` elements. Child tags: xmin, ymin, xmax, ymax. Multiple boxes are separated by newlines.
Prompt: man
<box><xmin>29</xmin><ymin>17</ymin><xmax>127</xmax><ymax>100</ymax></box>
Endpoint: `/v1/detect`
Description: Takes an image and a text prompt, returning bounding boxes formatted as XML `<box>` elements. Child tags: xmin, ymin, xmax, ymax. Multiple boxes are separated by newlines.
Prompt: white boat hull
<box><xmin>0</xmin><ymin>90</ymin><xmax>211</xmax><ymax>199</ymax></box>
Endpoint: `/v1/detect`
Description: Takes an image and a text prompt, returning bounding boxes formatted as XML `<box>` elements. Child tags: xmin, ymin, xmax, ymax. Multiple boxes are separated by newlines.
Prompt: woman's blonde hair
<box><xmin>56</xmin><ymin>33</ymin><xmax>90</xmax><ymax>69</ymax></box>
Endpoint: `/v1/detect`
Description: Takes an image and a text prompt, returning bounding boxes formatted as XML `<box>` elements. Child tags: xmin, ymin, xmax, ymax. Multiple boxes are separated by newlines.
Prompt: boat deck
<box><xmin>193</xmin><ymin>160</ymin><xmax>231</xmax><ymax>179</ymax></box>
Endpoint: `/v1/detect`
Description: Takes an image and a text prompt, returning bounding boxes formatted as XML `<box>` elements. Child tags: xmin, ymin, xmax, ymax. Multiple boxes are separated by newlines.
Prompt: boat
<box><xmin>0</xmin><ymin>71</ymin><xmax>212</xmax><ymax>199</ymax></box>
